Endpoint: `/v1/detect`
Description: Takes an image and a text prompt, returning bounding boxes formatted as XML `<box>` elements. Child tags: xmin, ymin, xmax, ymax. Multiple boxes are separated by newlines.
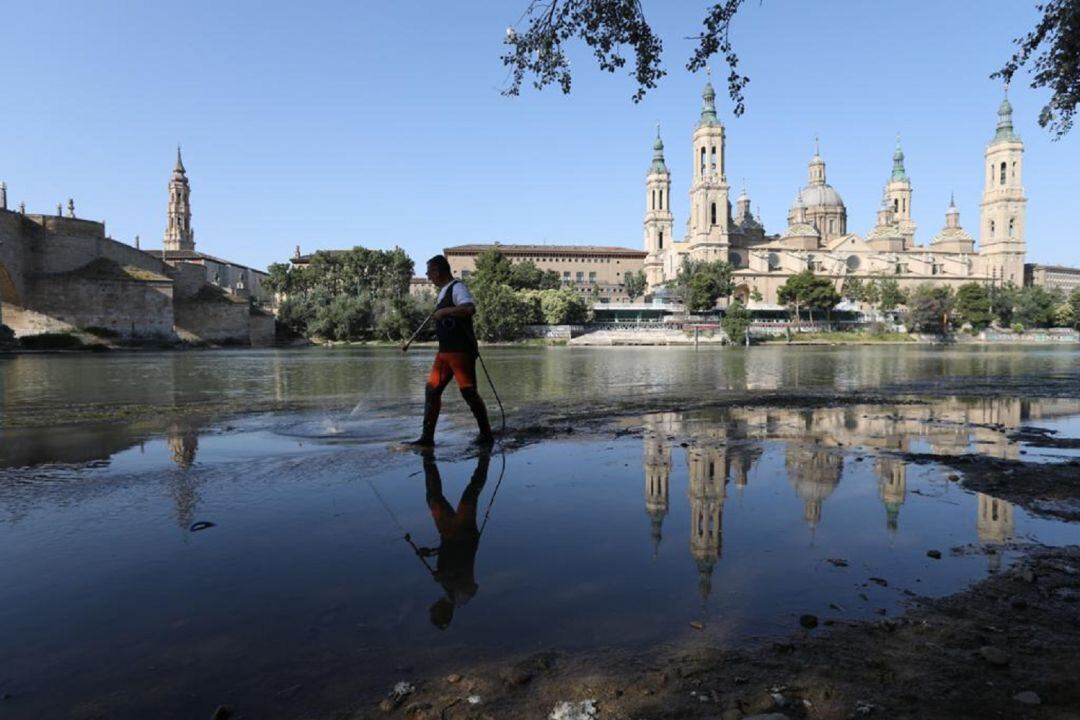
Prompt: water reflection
<box><xmin>638</xmin><ymin>399</ymin><xmax>1080</xmax><ymax>599</ymax></box>
<box><xmin>414</xmin><ymin>451</ymin><xmax>491</xmax><ymax>629</ymax></box>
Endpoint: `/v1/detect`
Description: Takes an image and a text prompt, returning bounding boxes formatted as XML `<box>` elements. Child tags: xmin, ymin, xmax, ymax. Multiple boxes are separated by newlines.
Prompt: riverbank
<box><xmin>346</xmin><ymin>544</ymin><xmax>1080</xmax><ymax>720</ymax></box>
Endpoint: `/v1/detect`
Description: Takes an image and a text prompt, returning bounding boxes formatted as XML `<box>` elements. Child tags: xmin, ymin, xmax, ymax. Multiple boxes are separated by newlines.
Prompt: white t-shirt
<box><xmin>436</xmin><ymin>280</ymin><xmax>475</xmax><ymax>307</ymax></box>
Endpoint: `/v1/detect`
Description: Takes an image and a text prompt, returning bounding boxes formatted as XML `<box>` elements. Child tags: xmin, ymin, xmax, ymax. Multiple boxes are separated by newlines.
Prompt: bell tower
<box><xmin>164</xmin><ymin>147</ymin><xmax>195</xmax><ymax>253</ymax></box>
<box><xmin>885</xmin><ymin>135</ymin><xmax>915</xmax><ymax>248</ymax></box>
<box><xmin>979</xmin><ymin>90</ymin><xmax>1026</xmax><ymax>287</ymax></box>
<box><xmin>687</xmin><ymin>72</ymin><xmax>730</xmax><ymax>262</ymax></box>
<box><xmin>644</xmin><ymin>125</ymin><xmax>673</xmax><ymax>287</ymax></box>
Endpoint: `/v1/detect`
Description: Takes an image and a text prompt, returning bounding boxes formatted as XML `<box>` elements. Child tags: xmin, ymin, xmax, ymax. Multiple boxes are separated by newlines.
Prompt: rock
<box><xmin>549</xmin><ymin>699</ymin><xmax>598</xmax><ymax>720</ymax></box>
<box><xmin>868</xmin><ymin>577</ymin><xmax>889</xmax><ymax>587</ymax></box>
<box><xmin>855</xmin><ymin>700</ymin><xmax>875</xmax><ymax>715</ymax></box>
<box><xmin>978</xmin><ymin>646</ymin><xmax>1010</xmax><ymax>666</ymax></box>
<box><xmin>405</xmin><ymin>701</ymin><xmax>433</xmax><ymax>717</ymax></box>
<box><xmin>827</xmin><ymin>558</ymin><xmax>849</xmax><ymax>567</ymax></box>
<box><xmin>1013</xmin><ymin>691</ymin><xmax>1041</xmax><ymax>705</ymax></box>
<box><xmin>799</xmin><ymin>614</ymin><xmax>819</xmax><ymax>629</ymax></box>
<box><xmin>210</xmin><ymin>706</ymin><xmax>232</xmax><ymax>720</ymax></box>
<box><xmin>446</xmin><ymin>674</ymin><xmax>462</xmax><ymax>684</ymax></box>
<box><xmin>927</xmin><ymin>549</ymin><xmax>942</xmax><ymax>559</ymax></box>
<box><xmin>378</xmin><ymin>698</ymin><xmax>398</xmax><ymax>713</ymax></box>
<box><xmin>689</xmin><ymin>621</ymin><xmax>705</xmax><ymax>630</ymax></box>
<box><xmin>503</xmin><ymin>667</ymin><xmax>533</xmax><ymax>686</ymax></box>
<box><xmin>947</xmin><ymin>474</ymin><xmax>960</xmax><ymax>481</ymax></box>
<box><xmin>1020</xmin><ymin>568</ymin><xmax>1036</xmax><ymax>583</ymax></box>
<box><xmin>467</xmin><ymin>695</ymin><xmax>482</xmax><ymax>705</ymax></box>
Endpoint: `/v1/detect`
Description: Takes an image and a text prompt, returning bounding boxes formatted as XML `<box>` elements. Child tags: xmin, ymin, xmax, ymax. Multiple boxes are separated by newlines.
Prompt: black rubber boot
<box><xmin>406</xmin><ymin>386</ymin><xmax>441</xmax><ymax>447</ymax></box>
<box><xmin>461</xmin><ymin>387</ymin><xmax>493</xmax><ymax>445</ymax></box>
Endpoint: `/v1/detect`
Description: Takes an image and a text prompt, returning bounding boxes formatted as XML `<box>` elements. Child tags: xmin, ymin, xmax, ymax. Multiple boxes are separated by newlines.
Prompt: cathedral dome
<box><xmin>798</xmin><ymin>184</ymin><xmax>845</xmax><ymax>209</ymax></box>
<box><xmin>781</xmin><ymin>222</ymin><xmax>819</xmax><ymax>240</ymax></box>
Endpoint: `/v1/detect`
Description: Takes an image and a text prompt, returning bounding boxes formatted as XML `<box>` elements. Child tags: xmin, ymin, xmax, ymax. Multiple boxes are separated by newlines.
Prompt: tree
<box><xmin>623</xmin><ymin>270</ymin><xmax>648</xmax><ymax>302</ymax></box>
<box><xmin>777</xmin><ymin>270</ymin><xmax>841</xmax><ymax>323</ymax></box>
<box><xmin>994</xmin><ymin>0</ymin><xmax>1080</xmax><ymax>138</ymax></box>
<box><xmin>506</xmin><ymin>1</ymin><xmax>1080</xmax><ymax>138</ymax></box>
<box><xmin>1014</xmin><ymin>285</ymin><xmax>1062</xmax><ymax>328</ymax></box>
<box><xmin>989</xmin><ymin>282</ymin><xmax>1020</xmax><ymax>326</ymax></box>
<box><xmin>539</xmin><ymin>269</ymin><xmax>563</xmax><ymax>290</ymax></box>
<box><xmin>1070</xmin><ymin>288</ymin><xmax>1080</xmax><ymax>328</ymax></box>
<box><xmin>503</xmin><ymin>0</ymin><xmax>747</xmax><ymax>107</ymax></box>
<box><xmin>539</xmin><ymin>288</ymin><xmax>591</xmax><ymax>324</ymax></box>
<box><xmin>954</xmin><ymin>282</ymin><xmax>993</xmax><ymax>330</ymax></box>
<box><xmin>471</xmin><ymin>247</ymin><xmax>515</xmax><ymax>289</ymax></box>
<box><xmin>906</xmin><ymin>283</ymin><xmax>955</xmax><ymax>334</ymax></box>
<box><xmin>843</xmin><ymin>276</ymin><xmax>865</xmax><ymax>303</ymax></box>
<box><xmin>676</xmin><ymin>258</ymin><xmax>734</xmax><ymax>313</ymax></box>
<box><xmin>721</xmin><ymin>300</ymin><xmax>752</xmax><ymax>345</ymax></box>
<box><xmin>473</xmin><ymin>283</ymin><xmax>535</xmax><ymax>341</ymax></box>
<box><xmin>877</xmin><ymin>278</ymin><xmax>907</xmax><ymax>313</ymax></box>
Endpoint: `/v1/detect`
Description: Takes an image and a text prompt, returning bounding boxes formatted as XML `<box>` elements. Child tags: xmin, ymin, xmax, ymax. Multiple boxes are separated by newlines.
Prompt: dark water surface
<box><xmin>1</xmin><ymin>346</ymin><xmax>1079</xmax><ymax>719</ymax></box>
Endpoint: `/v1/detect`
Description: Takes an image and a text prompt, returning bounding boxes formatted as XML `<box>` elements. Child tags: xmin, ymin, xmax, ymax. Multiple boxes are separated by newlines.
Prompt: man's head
<box><xmin>426</xmin><ymin>255</ymin><xmax>452</xmax><ymax>287</ymax></box>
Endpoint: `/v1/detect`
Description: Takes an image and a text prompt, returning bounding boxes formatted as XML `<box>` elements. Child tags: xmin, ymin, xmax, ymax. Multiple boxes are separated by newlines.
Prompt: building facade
<box><xmin>443</xmin><ymin>243</ymin><xmax>647</xmax><ymax>304</ymax></box>
<box><xmin>645</xmin><ymin>80</ymin><xmax>1029</xmax><ymax>305</ymax></box>
<box><xmin>1025</xmin><ymin>264</ymin><xmax>1080</xmax><ymax>295</ymax></box>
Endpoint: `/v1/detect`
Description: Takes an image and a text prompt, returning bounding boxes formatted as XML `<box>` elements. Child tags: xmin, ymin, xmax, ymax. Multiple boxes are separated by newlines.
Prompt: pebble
<box><xmin>869</xmin><ymin>577</ymin><xmax>889</xmax><ymax>587</ymax></box>
<box><xmin>927</xmin><ymin>549</ymin><xmax>942</xmax><ymax>559</ymax></box>
<box><xmin>978</xmin><ymin>646</ymin><xmax>1011</xmax><ymax>666</ymax></box>
<box><xmin>947</xmin><ymin>474</ymin><xmax>960</xmax><ymax>481</ymax></box>
<box><xmin>799</xmin><ymin>614</ymin><xmax>819</xmax><ymax>629</ymax></box>
<box><xmin>689</xmin><ymin>621</ymin><xmax>705</xmax><ymax>630</ymax></box>
<box><xmin>1013</xmin><ymin>691</ymin><xmax>1041</xmax><ymax>705</ymax></box>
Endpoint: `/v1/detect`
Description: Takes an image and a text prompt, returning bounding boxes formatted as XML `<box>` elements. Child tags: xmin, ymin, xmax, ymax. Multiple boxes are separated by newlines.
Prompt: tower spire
<box><xmin>164</xmin><ymin>148</ymin><xmax>194</xmax><ymax>252</ymax></box>
<box><xmin>175</xmin><ymin>145</ymin><xmax>185</xmax><ymax>173</ymax></box>
<box><xmin>649</xmin><ymin>124</ymin><xmax>668</xmax><ymax>174</ymax></box>
<box><xmin>891</xmin><ymin>133</ymin><xmax>907</xmax><ymax>181</ymax></box>
<box><xmin>699</xmin><ymin>68</ymin><xmax>718</xmax><ymax>125</ymax></box>
<box><xmin>993</xmin><ymin>86</ymin><xmax>1018</xmax><ymax>143</ymax></box>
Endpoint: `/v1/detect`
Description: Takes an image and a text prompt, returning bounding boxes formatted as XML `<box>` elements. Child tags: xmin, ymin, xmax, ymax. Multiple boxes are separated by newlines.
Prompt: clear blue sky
<box><xmin>0</xmin><ymin>1</ymin><xmax>1074</xmax><ymax>271</ymax></box>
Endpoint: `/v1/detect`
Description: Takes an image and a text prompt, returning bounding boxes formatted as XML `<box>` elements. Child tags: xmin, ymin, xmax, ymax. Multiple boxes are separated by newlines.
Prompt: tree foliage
<box><xmin>994</xmin><ymin>0</ymin><xmax>1080</xmax><ymax>138</ymax></box>
<box><xmin>777</xmin><ymin>270</ymin><xmax>841</xmax><ymax>322</ymax></box>
<box><xmin>676</xmin><ymin>258</ymin><xmax>734</xmax><ymax>313</ymax></box>
<box><xmin>623</xmin><ymin>269</ymin><xmax>648</xmax><ymax>302</ymax></box>
<box><xmin>1013</xmin><ymin>285</ymin><xmax>1063</xmax><ymax>328</ymax></box>
<box><xmin>877</xmin><ymin>278</ymin><xmax>907</xmax><ymax>313</ymax></box>
<box><xmin>503</xmin><ymin>0</ymin><xmax>746</xmax><ymax>107</ymax></box>
<box><xmin>906</xmin><ymin>283</ymin><xmax>955</xmax><ymax>334</ymax></box>
<box><xmin>721</xmin><ymin>300</ymin><xmax>752</xmax><ymax>345</ymax></box>
<box><xmin>506</xmin><ymin>1</ymin><xmax>1080</xmax><ymax>138</ymax></box>
<box><xmin>473</xmin><ymin>282</ymin><xmax>535</xmax><ymax>341</ymax></box>
<box><xmin>954</xmin><ymin>282</ymin><xmax>993</xmax><ymax>330</ymax></box>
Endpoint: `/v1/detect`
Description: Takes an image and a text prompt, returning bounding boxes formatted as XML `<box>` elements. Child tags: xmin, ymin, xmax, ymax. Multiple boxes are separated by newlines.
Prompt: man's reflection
<box><xmin>414</xmin><ymin>450</ymin><xmax>490</xmax><ymax>629</ymax></box>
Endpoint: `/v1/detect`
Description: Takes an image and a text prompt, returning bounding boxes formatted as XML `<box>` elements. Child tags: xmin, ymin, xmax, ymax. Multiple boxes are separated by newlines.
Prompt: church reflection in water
<box><xmin>642</xmin><ymin>396</ymin><xmax>1073</xmax><ymax>601</ymax></box>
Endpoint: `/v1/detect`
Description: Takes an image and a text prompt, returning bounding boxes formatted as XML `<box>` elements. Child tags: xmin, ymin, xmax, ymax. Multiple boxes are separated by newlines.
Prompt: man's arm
<box><xmin>434</xmin><ymin>302</ymin><xmax>475</xmax><ymax>320</ymax></box>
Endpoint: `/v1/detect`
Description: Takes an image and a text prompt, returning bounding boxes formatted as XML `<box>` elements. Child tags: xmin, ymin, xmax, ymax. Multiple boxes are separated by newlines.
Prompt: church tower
<box><xmin>885</xmin><ymin>136</ymin><xmax>916</xmax><ymax>248</ymax></box>
<box><xmin>687</xmin><ymin>73</ymin><xmax>730</xmax><ymax>262</ymax></box>
<box><xmin>644</xmin><ymin>126</ymin><xmax>673</xmax><ymax>287</ymax></box>
<box><xmin>643</xmin><ymin>429</ymin><xmax>671</xmax><ymax>559</ymax></box>
<box><xmin>979</xmin><ymin>91</ymin><xmax>1026</xmax><ymax>287</ymax></box>
<box><xmin>163</xmin><ymin>147</ymin><xmax>195</xmax><ymax>253</ymax></box>
<box><xmin>688</xmin><ymin>447</ymin><xmax>727</xmax><ymax>604</ymax></box>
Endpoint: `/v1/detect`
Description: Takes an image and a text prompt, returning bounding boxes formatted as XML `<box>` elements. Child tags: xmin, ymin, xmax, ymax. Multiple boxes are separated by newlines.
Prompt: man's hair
<box><xmin>427</xmin><ymin>255</ymin><xmax>451</xmax><ymax>276</ymax></box>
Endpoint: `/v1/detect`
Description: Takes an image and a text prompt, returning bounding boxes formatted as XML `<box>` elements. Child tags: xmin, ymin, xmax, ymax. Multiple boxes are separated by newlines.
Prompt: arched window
<box><xmin>659</xmin><ymin>230</ymin><xmax>664</xmax><ymax>249</ymax></box>
<box><xmin>1012</xmin><ymin>161</ymin><xmax>1017</xmax><ymax>180</ymax></box>
<box><xmin>710</xmin><ymin>146</ymin><xmax>717</xmax><ymax>173</ymax></box>
<box><xmin>660</xmin><ymin>189</ymin><xmax>664</xmax><ymax>209</ymax></box>
<box><xmin>1008</xmin><ymin>218</ymin><xmax>1015</xmax><ymax>237</ymax></box>
<box><xmin>700</xmin><ymin>147</ymin><xmax>706</xmax><ymax>175</ymax></box>
<box><xmin>894</xmin><ymin>198</ymin><xmax>899</xmax><ymax>212</ymax></box>
<box><xmin>1000</xmin><ymin>162</ymin><xmax>1007</xmax><ymax>185</ymax></box>
<box><xmin>710</xmin><ymin>202</ymin><xmax>717</xmax><ymax>226</ymax></box>
<box><xmin>651</xmin><ymin>190</ymin><xmax>656</xmax><ymax>210</ymax></box>
<box><xmin>990</xmin><ymin>220</ymin><xmax>996</xmax><ymax>238</ymax></box>
<box><xmin>902</xmin><ymin>198</ymin><xmax>906</xmax><ymax>213</ymax></box>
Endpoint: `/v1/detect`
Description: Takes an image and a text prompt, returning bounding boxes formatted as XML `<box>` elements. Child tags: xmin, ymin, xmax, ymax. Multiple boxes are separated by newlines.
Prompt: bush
<box><xmin>721</xmin><ymin>301</ymin><xmax>752</xmax><ymax>344</ymax></box>
<box><xmin>539</xmin><ymin>288</ymin><xmax>590</xmax><ymax>325</ymax></box>
<box><xmin>473</xmin><ymin>283</ymin><xmax>534</xmax><ymax>341</ymax></box>
<box><xmin>1012</xmin><ymin>323</ymin><xmax>1025</xmax><ymax>334</ymax></box>
<box><xmin>21</xmin><ymin>332</ymin><xmax>84</xmax><ymax>350</ymax></box>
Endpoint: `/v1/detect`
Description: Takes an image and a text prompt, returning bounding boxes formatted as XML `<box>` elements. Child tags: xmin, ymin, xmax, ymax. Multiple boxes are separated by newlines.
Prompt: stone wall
<box><xmin>174</xmin><ymin>296</ymin><xmax>251</xmax><ymax>344</ymax></box>
<box><xmin>8</xmin><ymin>276</ymin><xmax>175</xmax><ymax>338</ymax></box>
<box><xmin>249</xmin><ymin>312</ymin><xmax>276</xmax><ymax>347</ymax></box>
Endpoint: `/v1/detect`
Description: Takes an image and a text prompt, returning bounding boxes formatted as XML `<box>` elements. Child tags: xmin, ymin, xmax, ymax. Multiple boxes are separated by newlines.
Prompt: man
<box><xmin>408</xmin><ymin>255</ymin><xmax>493</xmax><ymax>446</ymax></box>
<box><xmin>414</xmin><ymin>451</ymin><xmax>490</xmax><ymax>629</ymax></box>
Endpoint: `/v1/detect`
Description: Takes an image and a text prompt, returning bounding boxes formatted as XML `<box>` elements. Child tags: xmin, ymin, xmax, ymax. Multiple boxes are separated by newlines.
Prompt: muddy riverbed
<box><xmin>1</xmin><ymin>346</ymin><xmax>1079</xmax><ymax>719</ymax></box>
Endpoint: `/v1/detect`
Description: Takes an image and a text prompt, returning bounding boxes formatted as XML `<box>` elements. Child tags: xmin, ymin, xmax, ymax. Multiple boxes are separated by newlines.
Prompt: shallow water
<box><xmin>1</xmin><ymin>347</ymin><xmax>1080</xmax><ymax>719</ymax></box>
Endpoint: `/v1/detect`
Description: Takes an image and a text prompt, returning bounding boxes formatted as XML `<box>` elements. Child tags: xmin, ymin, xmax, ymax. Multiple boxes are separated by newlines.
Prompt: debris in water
<box><xmin>550</xmin><ymin>699</ymin><xmax>598</xmax><ymax>720</ymax></box>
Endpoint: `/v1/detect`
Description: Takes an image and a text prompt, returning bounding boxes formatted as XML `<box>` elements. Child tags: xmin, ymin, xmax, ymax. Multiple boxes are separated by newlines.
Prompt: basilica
<box><xmin>643</xmin><ymin>79</ymin><xmax>1027</xmax><ymax>306</ymax></box>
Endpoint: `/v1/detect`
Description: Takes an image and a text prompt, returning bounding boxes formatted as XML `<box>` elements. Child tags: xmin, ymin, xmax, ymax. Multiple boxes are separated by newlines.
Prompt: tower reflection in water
<box><xmin>637</xmin><ymin>397</ymin><xmax>1064</xmax><ymax>602</ymax></box>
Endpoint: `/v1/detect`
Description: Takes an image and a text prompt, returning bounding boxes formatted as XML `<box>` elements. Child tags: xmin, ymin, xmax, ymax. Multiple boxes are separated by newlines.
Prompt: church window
<box><xmin>829</xmin><ymin>219</ymin><xmax>834</xmax><ymax>233</ymax></box>
<box><xmin>710</xmin><ymin>203</ymin><xmax>717</xmax><ymax>226</ymax></box>
<box><xmin>1008</xmin><ymin>218</ymin><xmax>1015</xmax><ymax>237</ymax></box>
<box><xmin>1000</xmin><ymin>162</ymin><xmax>1006</xmax><ymax>185</ymax></box>
<box><xmin>894</xmin><ymin>198</ymin><xmax>899</xmax><ymax>213</ymax></box>
<box><xmin>728</xmin><ymin>251</ymin><xmax>741</xmax><ymax>266</ymax></box>
<box><xmin>990</xmin><ymin>220</ymin><xmax>996</xmax><ymax>238</ymax></box>
<box><xmin>700</xmin><ymin>147</ymin><xmax>706</xmax><ymax>176</ymax></box>
<box><xmin>710</xmin><ymin>146</ymin><xmax>717</xmax><ymax>173</ymax></box>
<box><xmin>902</xmin><ymin>198</ymin><xmax>906</xmax><ymax>213</ymax></box>
<box><xmin>1012</xmin><ymin>161</ymin><xmax>1017</xmax><ymax>180</ymax></box>
<box><xmin>659</xmin><ymin>230</ymin><xmax>664</xmax><ymax>249</ymax></box>
<box><xmin>659</xmin><ymin>189</ymin><xmax>664</xmax><ymax>209</ymax></box>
